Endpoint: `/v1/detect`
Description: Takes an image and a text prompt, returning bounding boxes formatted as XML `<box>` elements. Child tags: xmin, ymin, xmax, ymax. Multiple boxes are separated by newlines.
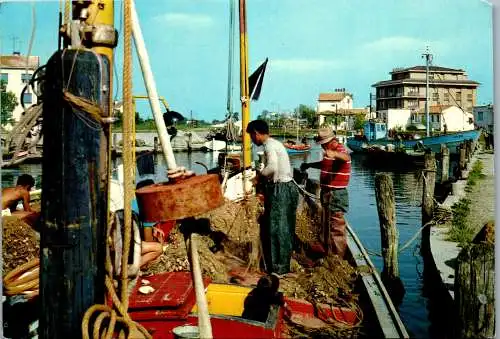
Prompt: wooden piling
<box><xmin>154</xmin><ymin>136</ymin><xmax>159</xmax><ymax>153</ymax></box>
<box><xmin>454</xmin><ymin>243</ymin><xmax>495</xmax><ymax>339</ymax></box>
<box><xmin>374</xmin><ymin>173</ymin><xmax>398</xmax><ymax>279</ymax></box>
<box><xmin>440</xmin><ymin>144</ymin><xmax>450</xmax><ymax>183</ymax></box>
<box><xmin>374</xmin><ymin>173</ymin><xmax>405</xmax><ymax>306</ymax></box>
<box><xmin>422</xmin><ymin>151</ymin><xmax>436</xmax><ymax>225</ymax></box>
<box><xmin>459</xmin><ymin>143</ymin><xmax>467</xmax><ymax>178</ymax></box>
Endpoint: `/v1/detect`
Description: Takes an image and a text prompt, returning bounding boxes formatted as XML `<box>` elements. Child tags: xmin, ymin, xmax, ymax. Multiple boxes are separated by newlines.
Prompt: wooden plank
<box><xmin>346</xmin><ymin>223</ymin><xmax>409</xmax><ymax>339</ymax></box>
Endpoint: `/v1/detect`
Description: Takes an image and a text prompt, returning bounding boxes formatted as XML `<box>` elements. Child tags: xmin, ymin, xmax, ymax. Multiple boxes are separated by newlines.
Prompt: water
<box><xmin>1</xmin><ymin>141</ymin><xmax>432</xmax><ymax>338</ymax></box>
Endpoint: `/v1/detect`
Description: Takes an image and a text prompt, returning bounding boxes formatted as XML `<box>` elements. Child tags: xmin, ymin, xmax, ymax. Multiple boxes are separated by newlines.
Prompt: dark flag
<box><xmin>248</xmin><ymin>58</ymin><xmax>268</xmax><ymax>101</ymax></box>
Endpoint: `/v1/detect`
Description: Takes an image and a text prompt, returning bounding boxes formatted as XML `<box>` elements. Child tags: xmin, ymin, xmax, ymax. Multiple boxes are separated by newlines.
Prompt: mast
<box><xmin>238</xmin><ymin>0</ymin><xmax>251</xmax><ymax>168</ymax></box>
<box><xmin>422</xmin><ymin>47</ymin><xmax>432</xmax><ymax>137</ymax></box>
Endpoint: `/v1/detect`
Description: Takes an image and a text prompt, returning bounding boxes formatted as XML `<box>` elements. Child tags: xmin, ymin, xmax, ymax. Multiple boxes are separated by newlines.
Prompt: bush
<box><xmin>447</xmin><ymin>198</ymin><xmax>474</xmax><ymax>245</ymax></box>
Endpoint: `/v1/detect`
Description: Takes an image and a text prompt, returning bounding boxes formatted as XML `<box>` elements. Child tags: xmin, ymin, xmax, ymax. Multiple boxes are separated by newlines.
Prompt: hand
<box><xmin>324</xmin><ymin>149</ymin><xmax>338</xmax><ymax>159</ymax></box>
<box><xmin>300</xmin><ymin>163</ymin><xmax>309</xmax><ymax>172</ymax></box>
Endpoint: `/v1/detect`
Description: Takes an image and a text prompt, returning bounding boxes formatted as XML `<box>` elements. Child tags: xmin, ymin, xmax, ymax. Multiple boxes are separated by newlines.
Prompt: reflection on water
<box><xmin>1</xmin><ymin>142</ymin><xmax>432</xmax><ymax>337</ymax></box>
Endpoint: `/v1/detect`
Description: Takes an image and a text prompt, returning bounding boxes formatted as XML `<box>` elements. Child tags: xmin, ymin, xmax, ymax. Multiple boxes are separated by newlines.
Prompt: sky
<box><xmin>0</xmin><ymin>0</ymin><xmax>494</xmax><ymax>122</ymax></box>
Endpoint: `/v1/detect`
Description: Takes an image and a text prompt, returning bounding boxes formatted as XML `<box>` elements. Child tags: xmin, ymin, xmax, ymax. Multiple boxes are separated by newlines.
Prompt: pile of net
<box><xmin>142</xmin><ymin>195</ymin><xmax>264</xmax><ymax>282</ymax></box>
<box><xmin>2</xmin><ymin>216</ymin><xmax>40</xmax><ymax>274</ymax></box>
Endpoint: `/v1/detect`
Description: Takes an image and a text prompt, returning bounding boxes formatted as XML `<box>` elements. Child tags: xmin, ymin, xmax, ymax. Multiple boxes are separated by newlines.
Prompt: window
<box><xmin>0</xmin><ymin>73</ymin><xmax>8</xmax><ymax>83</ymax></box>
<box><xmin>432</xmin><ymin>92</ymin><xmax>439</xmax><ymax>101</ymax></box>
<box><xmin>23</xmin><ymin>92</ymin><xmax>33</xmax><ymax>104</ymax></box>
<box><xmin>467</xmin><ymin>94</ymin><xmax>473</xmax><ymax>102</ymax></box>
<box><xmin>444</xmin><ymin>93</ymin><xmax>449</xmax><ymax>102</ymax></box>
<box><xmin>477</xmin><ymin>112</ymin><xmax>484</xmax><ymax>121</ymax></box>
<box><xmin>21</xmin><ymin>73</ymin><xmax>32</xmax><ymax>84</ymax></box>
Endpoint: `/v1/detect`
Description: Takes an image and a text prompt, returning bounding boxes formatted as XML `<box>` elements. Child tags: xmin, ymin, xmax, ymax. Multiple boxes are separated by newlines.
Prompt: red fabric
<box><xmin>328</xmin><ymin>211</ymin><xmax>347</xmax><ymax>258</ymax></box>
<box><xmin>319</xmin><ymin>144</ymin><xmax>351</xmax><ymax>189</ymax></box>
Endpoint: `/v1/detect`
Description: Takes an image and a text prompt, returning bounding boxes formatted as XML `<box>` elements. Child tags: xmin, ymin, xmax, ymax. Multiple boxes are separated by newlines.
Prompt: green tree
<box><xmin>1</xmin><ymin>80</ymin><xmax>18</xmax><ymax>124</ymax></box>
<box><xmin>353</xmin><ymin>114</ymin><xmax>366</xmax><ymax>130</ymax></box>
<box><xmin>297</xmin><ymin>104</ymin><xmax>316</xmax><ymax>127</ymax></box>
<box><xmin>135</xmin><ymin>112</ymin><xmax>143</xmax><ymax>125</ymax></box>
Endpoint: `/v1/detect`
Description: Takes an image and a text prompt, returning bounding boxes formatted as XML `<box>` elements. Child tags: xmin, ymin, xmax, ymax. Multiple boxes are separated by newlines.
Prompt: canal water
<box><xmin>2</xmin><ymin>142</ymin><xmax>433</xmax><ymax>338</ymax></box>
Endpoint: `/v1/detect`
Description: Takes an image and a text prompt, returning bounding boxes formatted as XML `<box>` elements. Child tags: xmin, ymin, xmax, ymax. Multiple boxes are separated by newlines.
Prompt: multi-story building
<box><xmin>317</xmin><ymin>89</ymin><xmax>368</xmax><ymax>128</ymax></box>
<box><xmin>473</xmin><ymin>104</ymin><xmax>494</xmax><ymax>133</ymax></box>
<box><xmin>373</xmin><ymin>66</ymin><xmax>479</xmax><ymax>114</ymax></box>
<box><xmin>1</xmin><ymin>53</ymin><xmax>40</xmax><ymax>123</ymax></box>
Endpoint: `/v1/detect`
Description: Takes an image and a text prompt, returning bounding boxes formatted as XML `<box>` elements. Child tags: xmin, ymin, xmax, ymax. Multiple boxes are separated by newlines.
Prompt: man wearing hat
<box><xmin>300</xmin><ymin>127</ymin><xmax>351</xmax><ymax>259</ymax></box>
<box><xmin>246</xmin><ymin>119</ymin><xmax>299</xmax><ymax>277</ymax></box>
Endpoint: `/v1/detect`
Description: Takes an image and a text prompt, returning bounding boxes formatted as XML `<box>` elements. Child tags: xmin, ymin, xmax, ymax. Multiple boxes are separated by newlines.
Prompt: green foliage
<box><xmin>297</xmin><ymin>104</ymin><xmax>317</xmax><ymax>128</ymax></box>
<box><xmin>466</xmin><ymin>161</ymin><xmax>485</xmax><ymax>189</ymax></box>
<box><xmin>353</xmin><ymin>114</ymin><xmax>366</xmax><ymax>130</ymax></box>
<box><xmin>447</xmin><ymin>198</ymin><xmax>474</xmax><ymax>245</ymax></box>
<box><xmin>1</xmin><ymin>80</ymin><xmax>18</xmax><ymax>124</ymax></box>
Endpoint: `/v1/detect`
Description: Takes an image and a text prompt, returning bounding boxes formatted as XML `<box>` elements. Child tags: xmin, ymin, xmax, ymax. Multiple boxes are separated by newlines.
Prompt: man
<box><xmin>2</xmin><ymin>174</ymin><xmax>36</xmax><ymax>218</ymax></box>
<box><xmin>246</xmin><ymin>119</ymin><xmax>299</xmax><ymax>276</ymax></box>
<box><xmin>301</xmin><ymin>127</ymin><xmax>351</xmax><ymax>259</ymax></box>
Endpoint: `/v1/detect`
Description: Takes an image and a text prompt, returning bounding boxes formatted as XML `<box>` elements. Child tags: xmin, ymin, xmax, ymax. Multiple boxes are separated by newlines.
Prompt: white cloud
<box><xmin>362</xmin><ymin>36</ymin><xmax>448</xmax><ymax>54</ymax></box>
<box><xmin>153</xmin><ymin>13</ymin><xmax>213</xmax><ymax>28</ymax></box>
<box><xmin>271</xmin><ymin>58</ymin><xmax>343</xmax><ymax>72</ymax></box>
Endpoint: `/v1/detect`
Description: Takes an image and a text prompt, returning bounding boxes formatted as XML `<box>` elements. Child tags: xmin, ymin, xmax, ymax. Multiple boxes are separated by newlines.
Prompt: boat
<box><xmin>203</xmin><ymin>138</ymin><xmax>242</xmax><ymax>152</ymax></box>
<box><xmin>347</xmin><ymin>120</ymin><xmax>480</xmax><ymax>155</ymax></box>
<box><xmin>283</xmin><ymin>142</ymin><xmax>311</xmax><ymax>154</ymax></box>
<box><xmin>4</xmin><ymin>1</ymin><xmax>405</xmax><ymax>338</ymax></box>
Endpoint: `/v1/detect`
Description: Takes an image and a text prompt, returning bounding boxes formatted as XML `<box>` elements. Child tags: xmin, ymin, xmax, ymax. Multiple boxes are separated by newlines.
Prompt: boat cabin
<box><xmin>363</xmin><ymin>121</ymin><xmax>387</xmax><ymax>141</ymax></box>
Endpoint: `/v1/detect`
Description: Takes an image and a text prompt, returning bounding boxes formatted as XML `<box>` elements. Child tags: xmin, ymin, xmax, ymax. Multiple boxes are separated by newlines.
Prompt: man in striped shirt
<box><xmin>300</xmin><ymin>127</ymin><xmax>351</xmax><ymax>259</ymax></box>
<box><xmin>247</xmin><ymin>120</ymin><xmax>299</xmax><ymax>276</ymax></box>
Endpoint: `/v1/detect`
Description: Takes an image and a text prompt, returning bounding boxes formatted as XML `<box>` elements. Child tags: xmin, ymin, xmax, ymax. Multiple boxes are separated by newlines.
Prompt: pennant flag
<box><xmin>248</xmin><ymin>58</ymin><xmax>268</xmax><ymax>101</ymax></box>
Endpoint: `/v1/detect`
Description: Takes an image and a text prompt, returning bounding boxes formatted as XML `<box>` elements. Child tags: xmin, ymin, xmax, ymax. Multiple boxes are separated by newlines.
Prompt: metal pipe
<box><xmin>130</xmin><ymin>0</ymin><xmax>177</xmax><ymax>170</ymax></box>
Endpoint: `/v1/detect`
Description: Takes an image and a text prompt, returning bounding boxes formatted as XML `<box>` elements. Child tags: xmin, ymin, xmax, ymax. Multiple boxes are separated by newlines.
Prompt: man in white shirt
<box><xmin>246</xmin><ymin>120</ymin><xmax>299</xmax><ymax>276</ymax></box>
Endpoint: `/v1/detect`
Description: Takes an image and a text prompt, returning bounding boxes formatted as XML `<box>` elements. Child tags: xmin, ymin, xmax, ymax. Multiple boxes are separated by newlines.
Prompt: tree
<box><xmin>135</xmin><ymin>112</ymin><xmax>143</xmax><ymax>125</ymax></box>
<box><xmin>353</xmin><ymin>114</ymin><xmax>366</xmax><ymax>130</ymax></box>
<box><xmin>297</xmin><ymin>104</ymin><xmax>316</xmax><ymax>127</ymax></box>
<box><xmin>1</xmin><ymin>80</ymin><xmax>18</xmax><ymax>124</ymax></box>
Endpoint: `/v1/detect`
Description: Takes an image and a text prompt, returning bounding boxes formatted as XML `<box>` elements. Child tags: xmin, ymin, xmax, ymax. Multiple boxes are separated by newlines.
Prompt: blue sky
<box><xmin>0</xmin><ymin>0</ymin><xmax>494</xmax><ymax>122</ymax></box>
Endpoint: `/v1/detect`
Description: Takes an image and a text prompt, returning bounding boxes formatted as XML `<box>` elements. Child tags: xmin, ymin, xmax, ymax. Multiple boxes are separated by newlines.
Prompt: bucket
<box><xmin>172</xmin><ymin>325</ymin><xmax>200</xmax><ymax>339</ymax></box>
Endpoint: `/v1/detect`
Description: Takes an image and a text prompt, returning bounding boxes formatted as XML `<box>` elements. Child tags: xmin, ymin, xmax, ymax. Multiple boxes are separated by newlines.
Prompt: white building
<box><xmin>379</xmin><ymin>104</ymin><xmax>474</xmax><ymax>132</ymax></box>
<box><xmin>473</xmin><ymin>104</ymin><xmax>494</xmax><ymax>133</ymax></box>
<box><xmin>1</xmin><ymin>53</ymin><xmax>40</xmax><ymax>123</ymax></box>
<box><xmin>316</xmin><ymin>90</ymin><xmax>353</xmax><ymax>126</ymax></box>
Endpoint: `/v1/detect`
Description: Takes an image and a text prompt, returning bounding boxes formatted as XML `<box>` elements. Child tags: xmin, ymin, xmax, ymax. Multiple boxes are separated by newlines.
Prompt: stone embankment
<box><xmin>429</xmin><ymin>148</ymin><xmax>495</xmax><ymax>299</ymax></box>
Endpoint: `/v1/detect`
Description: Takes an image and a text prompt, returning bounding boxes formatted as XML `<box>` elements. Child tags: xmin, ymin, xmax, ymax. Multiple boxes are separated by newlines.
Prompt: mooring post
<box><xmin>459</xmin><ymin>143</ymin><xmax>467</xmax><ymax>179</ymax></box>
<box><xmin>113</xmin><ymin>133</ymin><xmax>118</xmax><ymax>148</ymax></box>
<box><xmin>374</xmin><ymin>173</ymin><xmax>405</xmax><ymax>306</ymax></box>
<box><xmin>454</xmin><ymin>243</ymin><xmax>495</xmax><ymax>339</ymax></box>
<box><xmin>422</xmin><ymin>150</ymin><xmax>436</xmax><ymax>225</ymax></box>
<box><xmin>440</xmin><ymin>144</ymin><xmax>450</xmax><ymax>183</ymax></box>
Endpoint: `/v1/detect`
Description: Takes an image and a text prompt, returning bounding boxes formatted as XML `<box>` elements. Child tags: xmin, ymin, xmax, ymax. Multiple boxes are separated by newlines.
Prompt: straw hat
<box><xmin>316</xmin><ymin>127</ymin><xmax>337</xmax><ymax>145</ymax></box>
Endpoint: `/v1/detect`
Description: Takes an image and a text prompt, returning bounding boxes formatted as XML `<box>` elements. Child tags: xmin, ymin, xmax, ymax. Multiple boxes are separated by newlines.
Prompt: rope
<box><xmin>81</xmin><ymin>0</ymin><xmax>151</xmax><ymax>337</ymax></box>
<box><xmin>3</xmin><ymin>258</ymin><xmax>40</xmax><ymax>298</ymax></box>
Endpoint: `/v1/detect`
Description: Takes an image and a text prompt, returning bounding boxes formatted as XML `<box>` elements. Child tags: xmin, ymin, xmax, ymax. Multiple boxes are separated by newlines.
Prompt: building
<box><xmin>1</xmin><ymin>53</ymin><xmax>40</xmax><ymax>123</ymax></box>
<box><xmin>316</xmin><ymin>89</ymin><xmax>369</xmax><ymax>129</ymax></box>
<box><xmin>378</xmin><ymin>105</ymin><xmax>474</xmax><ymax>132</ymax></box>
<box><xmin>372</xmin><ymin>65</ymin><xmax>479</xmax><ymax>132</ymax></box>
<box><xmin>373</xmin><ymin>66</ymin><xmax>479</xmax><ymax>113</ymax></box>
<box><xmin>473</xmin><ymin>104</ymin><xmax>494</xmax><ymax>133</ymax></box>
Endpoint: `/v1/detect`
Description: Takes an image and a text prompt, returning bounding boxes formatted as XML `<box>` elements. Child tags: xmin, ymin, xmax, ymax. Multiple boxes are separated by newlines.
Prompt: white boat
<box><xmin>203</xmin><ymin>138</ymin><xmax>242</xmax><ymax>152</ymax></box>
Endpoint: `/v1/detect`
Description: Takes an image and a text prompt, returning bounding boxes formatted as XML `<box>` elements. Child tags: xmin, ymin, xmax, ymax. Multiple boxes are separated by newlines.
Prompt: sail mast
<box><xmin>238</xmin><ymin>0</ymin><xmax>251</xmax><ymax>168</ymax></box>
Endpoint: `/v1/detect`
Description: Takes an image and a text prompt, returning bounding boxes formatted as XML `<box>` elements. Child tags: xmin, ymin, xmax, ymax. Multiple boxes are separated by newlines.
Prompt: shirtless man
<box><xmin>2</xmin><ymin>174</ymin><xmax>36</xmax><ymax>218</ymax></box>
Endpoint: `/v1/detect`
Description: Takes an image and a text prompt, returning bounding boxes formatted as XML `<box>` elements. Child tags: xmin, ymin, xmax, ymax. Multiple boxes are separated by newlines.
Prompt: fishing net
<box><xmin>2</xmin><ymin>216</ymin><xmax>40</xmax><ymax>274</ymax></box>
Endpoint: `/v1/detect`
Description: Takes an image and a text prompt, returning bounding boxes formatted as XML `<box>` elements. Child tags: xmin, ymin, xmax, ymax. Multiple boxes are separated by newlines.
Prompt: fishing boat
<box><xmin>347</xmin><ymin>120</ymin><xmax>480</xmax><ymax>155</ymax></box>
<box><xmin>283</xmin><ymin>141</ymin><xmax>311</xmax><ymax>154</ymax></box>
<box><xmin>2</xmin><ymin>1</ymin><xmax>406</xmax><ymax>338</ymax></box>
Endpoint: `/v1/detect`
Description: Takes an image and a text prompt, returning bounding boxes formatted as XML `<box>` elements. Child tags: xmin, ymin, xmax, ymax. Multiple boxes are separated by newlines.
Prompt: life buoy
<box><xmin>110</xmin><ymin>210</ymin><xmax>142</xmax><ymax>278</ymax></box>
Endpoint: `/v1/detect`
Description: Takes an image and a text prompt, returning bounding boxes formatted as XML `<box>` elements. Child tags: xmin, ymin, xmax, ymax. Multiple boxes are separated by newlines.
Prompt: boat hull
<box><xmin>347</xmin><ymin>130</ymin><xmax>480</xmax><ymax>154</ymax></box>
